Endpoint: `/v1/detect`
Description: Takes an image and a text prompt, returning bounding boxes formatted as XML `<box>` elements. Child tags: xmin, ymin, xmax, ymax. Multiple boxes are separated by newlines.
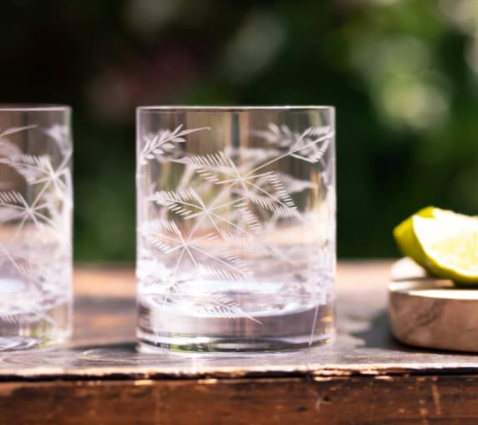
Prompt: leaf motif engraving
<box><xmin>142</xmin><ymin>219</ymin><xmax>252</xmax><ymax>282</ymax></box>
<box><xmin>175</xmin><ymin>153</ymin><xmax>301</xmax><ymax>221</ymax></box>
<box><xmin>0</xmin><ymin>126</ymin><xmax>35</xmax><ymax>138</ymax></box>
<box><xmin>44</xmin><ymin>125</ymin><xmax>72</xmax><ymax>157</ymax></box>
<box><xmin>167</xmin><ymin>291</ymin><xmax>259</xmax><ymax>321</ymax></box>
<box><xmin>0</xmin><ymin>154</ymin><xmax>51</xmax><ymax>184</ymax></box>
<box><xmin>174</xmin><ymin>151</ymin><xmax>234</xmax><ymax>183</ymax></box>
<box><xmin>274</xmin><ymin>173</ymin><xmax>317</xmax><ymax>194</ymax></box>
<box><xmin>139</xmin><ymin>121</ymin><xmax>334</xmax><ymax>323</ymax></box>
<box><xmin>216</xmin><ymin>229</ymin><xmax>268</xmax><ymax>254</ymax></box>
<box><xmin>147</xmin><ymin>289</ymin><xmax>260</xmax><ymax>322</ymax></box>
<box><xmin>147</xmin><ymin>189</ymin><xmax>203</xmax><ymax>219</ymax></box>
<box><xmin>0</xmin><ymin>125</ymin><xmax>37</xmax><ymax>173</ymax></box>
<box><xmin>233</xmin><ymin>172</ymin><xmax>298</xmax><ymax>217</ymax></box>
<box><xmin>0</xmin><ymin>124</ymin><xmax>72</xmax><ymax>325</ymax></box>
<box><xmin>138</xmin><ymin>124</ymin><xmax>211</xmax><ymax>166</ymax></box>
<box><xmin>0</xmin><ymin>191</ymin><xmax>54</xmax><ymax>227</ymax></box>
<box><xmin>289</xmin><ymin>133</ymin><xmax>331</xmax><ymax>164</ymax></box>
<box><xmin>254</xmin><ymin>124</ymin><xmax>334</xmax><ymax>165</ymax></box>
<box><xmin>139</xmin><ymin>259</ymin><xmax>260</xmax><ymax>322</ymax></box>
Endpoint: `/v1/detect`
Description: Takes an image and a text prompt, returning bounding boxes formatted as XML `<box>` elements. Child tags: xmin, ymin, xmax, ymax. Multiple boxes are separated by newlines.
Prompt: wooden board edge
<box><xmin>2</xmin><ymin>374</ymin><xmax>478</xmax><ymax>424</ymax></box>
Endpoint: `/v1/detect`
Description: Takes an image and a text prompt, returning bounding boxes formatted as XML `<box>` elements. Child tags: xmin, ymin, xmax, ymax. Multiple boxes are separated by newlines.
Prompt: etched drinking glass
<box><xmin>0</xmin><ymin>105</ymin><xmax>73</xmax><ymax>351</ymax></box>
<box><xmin>136</xmin><ymin>106</ymin><xmax>335</xmax><ymax>353</ymax></box>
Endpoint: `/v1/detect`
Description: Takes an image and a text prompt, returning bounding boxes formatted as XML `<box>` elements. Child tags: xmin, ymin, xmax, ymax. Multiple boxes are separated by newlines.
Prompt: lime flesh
<box><xmin>394</xmin><ymin>207</ymin><xmax>478</xmax><ymax>285</ymax></box>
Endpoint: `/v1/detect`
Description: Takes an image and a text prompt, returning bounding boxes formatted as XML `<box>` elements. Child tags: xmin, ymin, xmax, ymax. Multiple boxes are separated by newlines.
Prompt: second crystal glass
<box><xmin>0</xmin><ymin>105</ymin><xmax>73</xmax><ymax>351</ymax></box>
<box><xmin>136</xmin><ymin>106</ymin><xmax>335</xmax><ymax>354</ymax></box>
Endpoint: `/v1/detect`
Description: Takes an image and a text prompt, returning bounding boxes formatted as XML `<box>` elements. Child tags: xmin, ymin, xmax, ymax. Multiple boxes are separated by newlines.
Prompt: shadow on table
<box><xmin>349</xmin><ymin>308</ymin><xmax>478</xmax><ymax>357</ymax></box>
<box><xmin>349</xmin><ymin>309</ymin><xmax>404</xmax><ymax>350</ymax></box>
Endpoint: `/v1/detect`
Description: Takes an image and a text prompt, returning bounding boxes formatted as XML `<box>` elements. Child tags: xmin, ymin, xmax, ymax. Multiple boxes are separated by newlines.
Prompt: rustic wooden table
<box><xmin>1</xmin><ymin>261</ymin><xmax>478</xmax><ymax>425</ymax></box>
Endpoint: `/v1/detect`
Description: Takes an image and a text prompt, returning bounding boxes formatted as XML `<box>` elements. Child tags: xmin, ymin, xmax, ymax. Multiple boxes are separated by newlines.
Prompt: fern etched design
<box><xmin>138</xmin><ymin>124</ymin><xmax>210</xmax><ymax>167</ymax></box>
<box><xmin>138</xmin><ymin>123</ymin><xmax>335</xmax><ymax>324</ymax></box>
<box><xmin>0</xmin><ymin>125</ymin><xmax>72</xmax><ymax>324</ymax></box>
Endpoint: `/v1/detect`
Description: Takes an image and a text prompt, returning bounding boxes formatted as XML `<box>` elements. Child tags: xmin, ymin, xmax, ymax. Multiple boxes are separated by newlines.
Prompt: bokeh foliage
<box><xmin>0</xmin><ymin>0</ymin><xmax>477</xmax><ymax>260</ymax></box>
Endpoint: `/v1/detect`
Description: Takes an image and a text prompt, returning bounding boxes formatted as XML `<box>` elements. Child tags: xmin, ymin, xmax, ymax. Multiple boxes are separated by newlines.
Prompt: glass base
<box><xmin>0</xmin><ymin>333</ymin><xmax>70</xmax><ymax>352</ymax></box>
<box><xmin>0</xmin><ymin>300</ymin><xmax>71</xmax><ymax>352</ymax></box>
<box><xmin>137</xmin><ymin>295</ymin><xmax>334</xmax><ymax>355</ymax></box>
<box><xmin>137</xmin><ymin>332</ymin><xmax>334</xmax><ymax>356</ymax></box>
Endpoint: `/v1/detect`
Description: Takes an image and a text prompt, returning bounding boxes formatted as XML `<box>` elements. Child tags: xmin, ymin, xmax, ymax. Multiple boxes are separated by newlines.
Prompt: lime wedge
<box><xmin>393</xmin><ymin>206</ymin><xmax>438</xmax><ymax>270</ymax></box>
<box><xmin>394</xmin><ymin>207</ymin><xmax>478</xmax><ymax>285</ymax></box>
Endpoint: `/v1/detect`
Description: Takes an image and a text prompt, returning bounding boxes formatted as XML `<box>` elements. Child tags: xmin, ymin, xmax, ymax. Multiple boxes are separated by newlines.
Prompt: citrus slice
<box><xmin>394</xmin><ymin>207</ymin><xmax>478</xmax><ymax>285</ymax></box>
<box><xmin>393</xmin><ymin>206</ymin><xmax>439</xmax><ymax>270</ymax></box>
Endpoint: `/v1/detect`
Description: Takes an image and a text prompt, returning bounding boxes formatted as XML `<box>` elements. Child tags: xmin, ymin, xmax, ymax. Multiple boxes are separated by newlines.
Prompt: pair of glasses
<box><xmin>0</xmin><ymin>105</ymin><xmax>335</xmax><ymax>355</ymax></box>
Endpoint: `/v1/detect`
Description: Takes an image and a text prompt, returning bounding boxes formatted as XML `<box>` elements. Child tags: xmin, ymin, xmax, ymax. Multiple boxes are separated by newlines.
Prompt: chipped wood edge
<box><xmin>2</xmin><ymin>361</ymin><xmax>478</xmax><ymax>382</ymax></box>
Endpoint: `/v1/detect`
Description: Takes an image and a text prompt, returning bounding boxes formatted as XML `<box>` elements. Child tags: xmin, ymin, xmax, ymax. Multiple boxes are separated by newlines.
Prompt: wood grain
<box><xmin>2</xmin><ymin>375</ymin><xmax>478</xmax><ymax>424</ymax></box>
<box><xmin>389</xmin><ymin>259</ymin><xmax>478</xmax><ymax>353</ymax></box>
<box><xmin>1</xmin><ymin>262</ymin><xmax>478</xmax><ymax>424</ymax></box>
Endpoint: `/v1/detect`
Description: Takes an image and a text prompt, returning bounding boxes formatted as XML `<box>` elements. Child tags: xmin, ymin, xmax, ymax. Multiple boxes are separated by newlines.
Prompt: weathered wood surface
<box><xmin>2</xmin><ymin>262</ymin><xmax>478</xmax><ymax>424</ymax></box>
<box><xmin>3</xmin><ymin>375</ymin><xmax>478</xmax><ymax>425</ymax></box>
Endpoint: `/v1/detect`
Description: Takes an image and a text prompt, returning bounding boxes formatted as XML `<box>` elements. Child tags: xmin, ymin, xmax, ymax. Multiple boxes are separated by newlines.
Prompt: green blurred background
<box><xmin>0</xmin><ymin>0</ymin><xmax>477</xmax><ymax>261</ymax></box>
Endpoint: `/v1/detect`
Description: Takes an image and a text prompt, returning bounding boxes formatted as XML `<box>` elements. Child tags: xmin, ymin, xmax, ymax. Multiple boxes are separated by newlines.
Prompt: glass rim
<box><xmin>137</xmin><ymin>105</ymin><xmax>335</xmax><ymax>113</ymax></box>
<box><xmin>0</xmin><ymin>104</ymin><xmax>71</xmax><ymax>112</ymax></box>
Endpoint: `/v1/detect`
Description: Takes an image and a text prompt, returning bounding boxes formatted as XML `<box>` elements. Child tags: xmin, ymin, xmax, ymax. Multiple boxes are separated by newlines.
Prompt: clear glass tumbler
<box><xmin>0</xmin><ymin>105</ymin><xmax>73</xmax><ymax>351</ymax></box>
<box><xmin>136</xmin><ymin>106</ymin><xmax>335</xmax><ymax>354</ymax></box>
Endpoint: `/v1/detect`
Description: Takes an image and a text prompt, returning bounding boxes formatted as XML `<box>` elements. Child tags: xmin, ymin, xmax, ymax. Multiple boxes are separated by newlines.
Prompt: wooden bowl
<box><xmin>389</xmin><ymin>258</ymin><xmax>478</xmax><ymax>352</ymax></box>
